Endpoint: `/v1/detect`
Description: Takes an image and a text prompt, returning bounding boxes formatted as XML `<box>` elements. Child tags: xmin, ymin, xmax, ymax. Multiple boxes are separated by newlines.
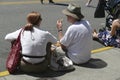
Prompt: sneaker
<box><xmin>50</xmin><ymin>56</ymin><xmax>75</xmax><ymax>72</ymax></box>
<box><xmin>57</xmin><ymin>56</ymin><xmax>73</xmax><ymax>67</ymax></box>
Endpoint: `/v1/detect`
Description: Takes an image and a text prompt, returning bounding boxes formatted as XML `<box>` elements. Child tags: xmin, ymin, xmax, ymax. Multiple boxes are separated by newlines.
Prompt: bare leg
<box><xmin>92</xmin><ymin>29</ymin><xmax>105</xmax><ymax>45</ymax></box>
<box><xmin>110</xmin><ymin>19</ymin><xmax>120</xmax><ymax>36</ymax></box>
<box><xmin>92</xmin><ymin>32</ymin><xmax>98</xmax><ymax>38</ymax></box>
<box><xmin>92</xmin><ymin>29</ymin><xmax>99</xmax><ymax>40</ymax></box>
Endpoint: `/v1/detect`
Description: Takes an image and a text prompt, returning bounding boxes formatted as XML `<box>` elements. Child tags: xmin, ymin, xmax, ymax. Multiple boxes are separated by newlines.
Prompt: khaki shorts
<box><xmin>20</xmin><ymin>42</ymin><xmax>52</xmax><ymax>73</ymax></box>
<box><xmin>20</xmin><ymin>59</ymin><xmax>48</xmax><ymax>73</ymax></box>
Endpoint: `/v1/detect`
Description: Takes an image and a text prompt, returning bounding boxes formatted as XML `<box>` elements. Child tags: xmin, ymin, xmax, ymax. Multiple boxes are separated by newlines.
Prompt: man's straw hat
<box><xmin>62</xmin><ymin>3</ymin><xmax>84</xmax><ymax>19</ymax></box>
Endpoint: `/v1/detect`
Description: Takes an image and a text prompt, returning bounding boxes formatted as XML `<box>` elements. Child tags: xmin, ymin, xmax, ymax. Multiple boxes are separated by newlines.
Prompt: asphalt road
<box><xmin>0</xmin><ymin>0</ymin><xmax>106</xmax><ymax>72</ymax></box>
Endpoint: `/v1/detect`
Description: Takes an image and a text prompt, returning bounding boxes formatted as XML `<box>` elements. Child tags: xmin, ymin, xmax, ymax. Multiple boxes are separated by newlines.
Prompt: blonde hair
<box><xmin>25</xmin><ymin>11</ymin><xmax>42</xmax><ymax>30</ymax></box>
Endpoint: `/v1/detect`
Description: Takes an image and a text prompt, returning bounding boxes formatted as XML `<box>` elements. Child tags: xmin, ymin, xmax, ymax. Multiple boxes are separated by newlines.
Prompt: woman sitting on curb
<box><xmin>5</xmin><ymin>11</ymin><xmax>57</xmax><ymax>73</ymax></box>
<box><xmin>93</xmin><ymin>19</ymin><xmax>120</xmax><ymax>47</ymax></box>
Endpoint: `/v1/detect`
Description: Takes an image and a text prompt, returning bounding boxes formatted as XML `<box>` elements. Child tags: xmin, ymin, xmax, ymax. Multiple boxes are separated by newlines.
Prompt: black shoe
<box><xmin>40</xmin><ymin>0</ymin><xmax>43</xmax><ymax>4</ymax></box>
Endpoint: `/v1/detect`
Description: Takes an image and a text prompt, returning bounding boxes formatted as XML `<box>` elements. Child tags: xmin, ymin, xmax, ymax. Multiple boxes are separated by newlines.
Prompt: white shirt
<box><xmin>5</xmin><ymin>27</ymin><xmax>57</xmax><ymax>64</ymax></box>
<box><xmin>60</xmin><ymin>20</ymin><xmax>92</xmax><ymax>64</ymax></box>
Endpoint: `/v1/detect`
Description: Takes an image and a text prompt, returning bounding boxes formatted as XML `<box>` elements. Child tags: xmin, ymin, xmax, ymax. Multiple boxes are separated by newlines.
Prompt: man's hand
<box><xmin>56</xmin><ymin>19</ymin><xmax>63</xmax><ymax>31</ymax></box>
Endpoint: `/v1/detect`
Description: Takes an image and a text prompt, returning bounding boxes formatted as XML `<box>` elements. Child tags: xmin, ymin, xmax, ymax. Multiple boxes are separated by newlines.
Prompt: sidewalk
<box><xmin>0</xmin><ymin>47</ymin><xmax>120</xmax><ymax>80</ymax></box>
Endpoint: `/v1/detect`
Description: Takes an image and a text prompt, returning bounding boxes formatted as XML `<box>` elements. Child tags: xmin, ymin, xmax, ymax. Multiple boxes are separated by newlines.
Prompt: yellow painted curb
<box><xmin>0</xmin><ymin>71</ymin><xmax>9</xmax><ymax>77</ymax></box>
<box><xmin>91</xmin><ymin>47</ymin><xmax>113</xmax><ymax>54</ymax></box>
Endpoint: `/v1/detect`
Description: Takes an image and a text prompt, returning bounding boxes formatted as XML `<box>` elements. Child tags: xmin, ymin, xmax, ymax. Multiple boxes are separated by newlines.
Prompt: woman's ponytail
<box><xmin>24</xmin><ymin>23</ymin><xmax>33</xmax><ymax>31</ymax></box>
<box><xmin>25</xmin><ymin>11</ymin><xmax>42</xmax><ymax>31</ymax></box>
